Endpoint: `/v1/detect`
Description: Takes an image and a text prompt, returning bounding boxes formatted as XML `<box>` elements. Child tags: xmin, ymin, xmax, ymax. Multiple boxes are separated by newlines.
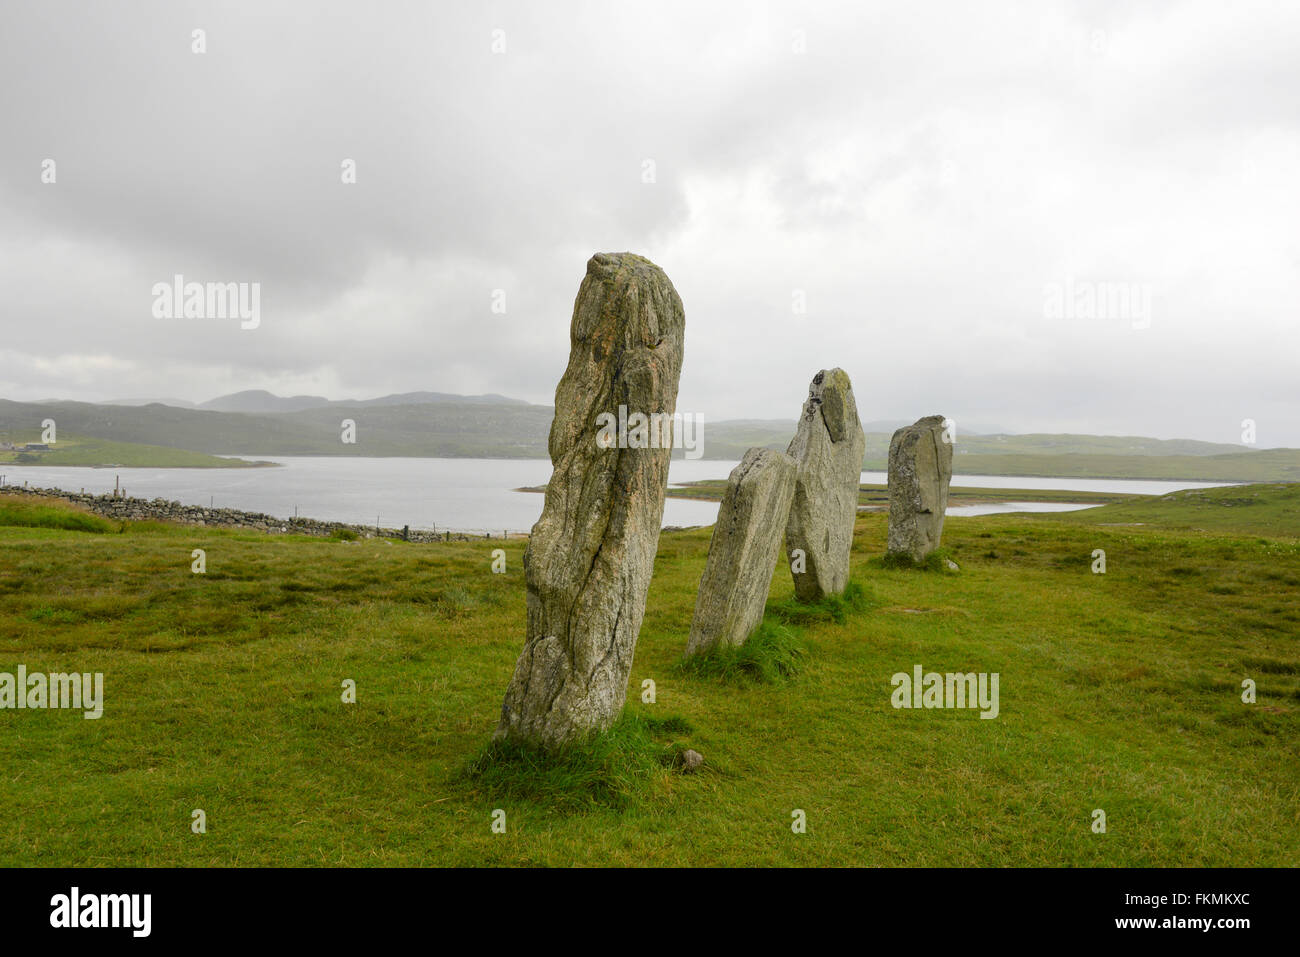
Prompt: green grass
<box><xmin>0</xmin><ymin>496</ymin><xmax>116</xmax><ymax>533</ymax></box>
<box><xmin>768</xmin><ymin>580</ymin><xmax>874</xmax><ymax>625</ymax></box>
<box><xmin>465</xmin><ymin>713</ymin><xmax>696</xmax><ymax>811</ymax></box>
<box><xmin>879</xmin><ymin>547</ymin><xmax>958</xmax><ymax>572</ymax></box>
<box><xmin>1052</xmin><ymin>482</ymin><xmax>1300</xmax><ymax>539</ymax></box>
<box><xmin>679</xmin><ymin>620</ymin><xmax>807</xmax><ymax>684</ymax></box>
<box><xmin>0</xmin><ymin>486</ymin><xmax>1296</xmax><ymax>866</ymax></box>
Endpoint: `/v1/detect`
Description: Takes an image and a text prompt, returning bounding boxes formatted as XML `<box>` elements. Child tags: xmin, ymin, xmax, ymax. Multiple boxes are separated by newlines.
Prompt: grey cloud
<box><xmin>0</xmin><ymin>0</ymin><xmax>1297</xmax><ymax>443</ymax></box>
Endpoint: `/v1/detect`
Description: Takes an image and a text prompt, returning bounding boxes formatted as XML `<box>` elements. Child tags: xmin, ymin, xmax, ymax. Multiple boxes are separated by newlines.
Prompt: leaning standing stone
<box><xmin>685</xmin><ymin>447</ymin><xmax>798</xmax><ymax>658</ymax></box>
<box><xmin>886</xmin><ymin>415</ymin><xmax>953</xmax><ymax>562</ymax></box>
<box><xmin>495</xmin><ymin>252</ymin><xmax>685</xmax><ymax>749</ymax></box>
<box><xmin>785</xmin><ymin>368</ymin><xmax>866</xmax><ymax>601</ymax></box>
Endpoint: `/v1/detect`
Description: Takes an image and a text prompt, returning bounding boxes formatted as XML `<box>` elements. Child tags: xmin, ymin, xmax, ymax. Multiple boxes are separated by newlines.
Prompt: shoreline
<box><xmin>0</xmin><ymin>485</ymin><xmax>524</xmax><ymax>542</ymax></box>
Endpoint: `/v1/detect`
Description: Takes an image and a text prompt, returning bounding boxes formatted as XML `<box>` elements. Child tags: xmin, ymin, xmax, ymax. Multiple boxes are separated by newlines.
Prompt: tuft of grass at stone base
<box><xmin>464</xmin><ymin>713</ymin><xmax>695</xmax><ymax>810</ymax></box>
<box><xmin>679</xmin><ymin>620</ymin><xmax>807</xmax><ymax>684</ymax></box>
<box><xmin>769</xmin><ymin>579</ymin><xmax>874</xmax><ymax>625</ymax></box>
<box><xmin>878</xmin><ymin>547</ymin><xmax>956</xmax><ymax>573</ymax></box>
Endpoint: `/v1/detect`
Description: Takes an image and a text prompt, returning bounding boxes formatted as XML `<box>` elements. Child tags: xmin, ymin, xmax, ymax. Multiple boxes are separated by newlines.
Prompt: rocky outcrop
<box><xmin>784</xmin><ymin>369</ymin><xmax>866</xmax><ymax>601</ymax></box>
<box><xmin>886</xmin><ymin>415</ymin><xmax>953</xmax><ymax>561</ymax></box>
<box><xmin>496</xmin><ymin>253</ymin><xmax>686</xmax><ymax>748</ymax></box>
<box><xmin>684</xmin><ymin>447</ymin><xmax>797</xmax><ymax>657</ymax></box>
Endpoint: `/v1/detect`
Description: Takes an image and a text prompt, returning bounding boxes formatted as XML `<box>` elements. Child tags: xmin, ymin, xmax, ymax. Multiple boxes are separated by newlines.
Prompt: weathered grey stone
<box><xmin>684</xmin><ymin>447</ymin><xmax>798</xmax><ymax>658</ymax></box>
<box><xmin>785</xmin><ymin>369</ymin><xmax>866</xmax><ymax>601</ymax></box>
<box><xmin>886</xmin><ymin>415</ymin><xmax>953</xmax><ymax>562</ymax></box>
<box><xmin>678</xmin><ymin>749</ymin><xmax>704</xmax><ymax>772</ymax></box>
<box><xmin>495</xmin><ymin>252</ymin><xmax>685</xmax><ymax>748</ymax></box>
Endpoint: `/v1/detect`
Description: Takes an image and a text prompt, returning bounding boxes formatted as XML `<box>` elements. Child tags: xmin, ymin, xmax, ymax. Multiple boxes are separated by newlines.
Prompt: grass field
<box><xmin>1054</xmin><ymin>482</ymin><xmax>1300</xmax><ymax>539</ymax></box>
<box><xmin>0</xmin><ymin>486</ymin><xmax>1296</xmax><ymax>866</ymax></box>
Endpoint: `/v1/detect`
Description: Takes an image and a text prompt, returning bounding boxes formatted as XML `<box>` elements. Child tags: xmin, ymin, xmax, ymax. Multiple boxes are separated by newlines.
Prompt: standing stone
<box><xmin>886</xmin><ymin>415</ymin><xmax>953</xmax><ymax>562</ymax></box>
<box><xmin>785</xmin><ymin>369</ymin><xmax>866</xmax><ymax>601</ymax></box>
<box><xmin>495</xmin><ymin>253</ymin><xmax>685</xmax><ymax>749</ymax></box>
<box><xmin>684</xmin><ymin>447</ymin><xmax>798</xmax><ymax>658</ymax></box>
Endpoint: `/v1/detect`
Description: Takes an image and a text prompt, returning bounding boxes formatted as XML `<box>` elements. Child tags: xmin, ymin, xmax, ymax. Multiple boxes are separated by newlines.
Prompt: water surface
<box><xmin>0</xmin><ymin>457</ymin><xmax>1229</xmax><ymax>532</ymax></box>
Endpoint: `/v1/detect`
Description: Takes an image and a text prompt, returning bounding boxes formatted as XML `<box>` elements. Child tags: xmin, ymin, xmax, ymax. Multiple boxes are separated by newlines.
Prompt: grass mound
<box><xmin>878</xmin><ymin>547</ymin><xmax>955</xmax><ymax>572</ymax></box>
<box><xmin>463</xmin><ymin>712</ymin><xmax>695</xmax><ymax>810</ymax></box>
<box><xmin>680</xmin><ymin>582</ymin><xmax>875</xmax><ymax>685</ymax></box>
<box><xmin>769</xmin><ymin>579</ymin><xmax>873</xmax><ymax>625</ymax></box>
<box><xmin>0</xmin><ymin>497</ymin><xmax>114</xmax><ymax>533</ymax></box>
<box><xmin>679</xmin><ymin>620</ymin><xmax>807</xmax><ymax>684</ymax></box>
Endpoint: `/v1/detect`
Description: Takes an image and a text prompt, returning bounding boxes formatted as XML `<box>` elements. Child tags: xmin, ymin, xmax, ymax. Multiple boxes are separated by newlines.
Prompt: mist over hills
<box><xmin>106</xmin><ymin>390</ymin><xmax>530</xmax><ymax>414</ymax></box>
<box><xmin>106</xmin><ymin>397</ymin><xmax>199</xmax><ymax>408</ymax></box>
<box><xmin>0</xmin><ymin>396</ymin><xmax>553</xmax><ymax>459</ymax></box>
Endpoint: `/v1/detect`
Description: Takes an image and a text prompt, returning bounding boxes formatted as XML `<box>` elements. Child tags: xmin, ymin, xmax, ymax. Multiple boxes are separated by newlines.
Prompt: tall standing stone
<box><xmin>886</xmin><ymin>415</ymin><xmax>953</xmax><ymax>562</ymax></box>
<box><xmin>685</xmin><ymin>447</ymin><xmax>798</xmax><ymax>658</ymax></box>
<box><xmin>785</xmin><ymin>369</ymin><xmax>866</xmax><ymax>601</ymax></box>
<box><xmin>495</xmin><ymin>253</ymin><xmax>685</xmax><ymax>749</ymax></box>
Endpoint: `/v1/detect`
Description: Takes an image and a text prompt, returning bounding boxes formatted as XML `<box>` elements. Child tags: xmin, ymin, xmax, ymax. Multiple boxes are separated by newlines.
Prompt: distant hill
<box><xmin>104</xmin><ymin>397</ymin><xmax>198</xmax><ymax>408</ymax></box>
<box><xmin>954</xmin><ymin>432</ymin><xmax>1249</xmax><ymax>458</ymax></box>
<box><xmin>198</xmin><ymin>390</ymin><xmax>332</xmax><ymax>413</ymax></box>
<box><xmin>857</xmin><ymin>418</ymin><xmax>1010</xmax><ymax>435</ymax></box>
<box><xmin>195</xmin><ymin>389</ymin><xmax>531</xmax><ymax>414</ymax></box>
<box><xmin>708</xmin><ymin>421</ymin><xmax>1252</xmax><ymax>464</ymax></box>
<box><xmin>1</xmin><ymin>395</ymin><xmax>1295</xmax><ymax>481</ymax></box>
<box><xmin>0</xmin><ymin>397</ymin><xmax>555</xmax><ymax>459</ymax></box>
<box><xmin>347</xmin><ymin>391</ymin><xmax>529</xmax><ymax>408</ymax></box>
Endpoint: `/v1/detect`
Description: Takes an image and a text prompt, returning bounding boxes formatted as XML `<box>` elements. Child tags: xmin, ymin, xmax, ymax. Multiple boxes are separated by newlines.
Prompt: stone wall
<box><xmin>0</xmin><ymin>485</ymin><xmax>506</xmax><ymax>543</ymax></box>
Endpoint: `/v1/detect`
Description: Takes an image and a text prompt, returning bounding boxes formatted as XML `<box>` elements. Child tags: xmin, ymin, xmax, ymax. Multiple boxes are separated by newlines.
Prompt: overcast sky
<box><xmin>1</xmin><ymin>0</ymin><xmax>1297</xmax><ymax>445</ymax></box>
